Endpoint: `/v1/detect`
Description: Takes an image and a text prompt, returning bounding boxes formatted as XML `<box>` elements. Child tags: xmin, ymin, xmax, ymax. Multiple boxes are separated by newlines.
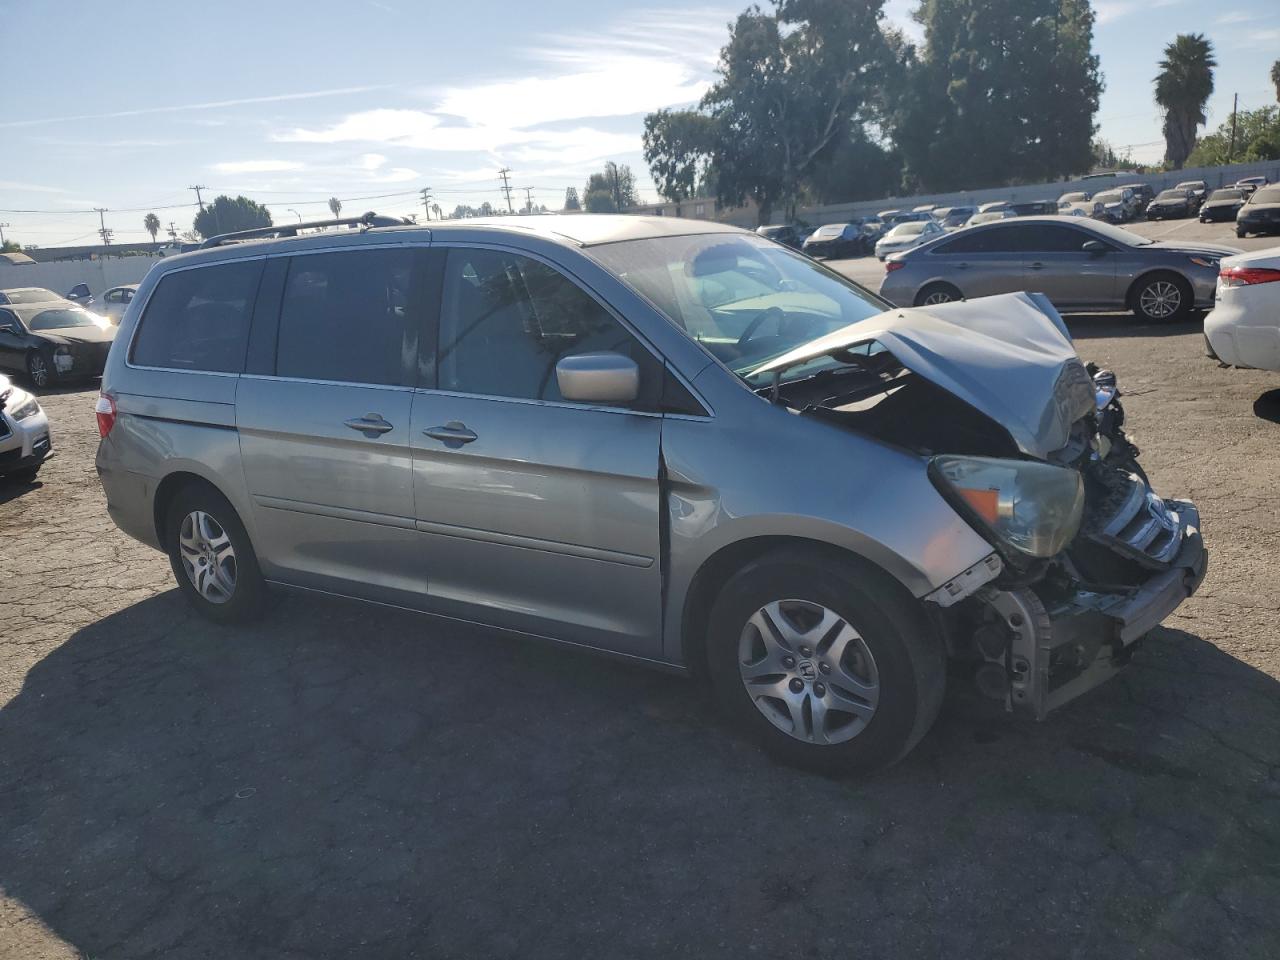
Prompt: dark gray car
<box><xmin>879</xmin><ymin>216</ymin><xmax>1239</xmax><ymax>322</ymax></box>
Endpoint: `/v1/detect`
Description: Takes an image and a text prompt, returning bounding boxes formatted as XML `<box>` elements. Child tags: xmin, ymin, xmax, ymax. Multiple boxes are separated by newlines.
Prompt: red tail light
<box><xmin>1220</xmin><ymin>266</ymin><xmax>1280</xmax><ymax>287</ymax></box>
<box><xmin>885</xmin><ymin>260</ymin><xmax>906</xmax><ymax>273</ymax></box>
<box><xmin>95</xmin><ymin>392</ymin><xmax>116</xmax><ymax>438</ymax></box>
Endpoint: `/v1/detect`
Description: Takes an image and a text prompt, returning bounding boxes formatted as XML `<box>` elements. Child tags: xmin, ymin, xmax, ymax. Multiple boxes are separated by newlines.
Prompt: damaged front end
<box><xmin>751</xmin><ymin>292</ymin><xmax>1207</xmax><ymax>719</ymax></box>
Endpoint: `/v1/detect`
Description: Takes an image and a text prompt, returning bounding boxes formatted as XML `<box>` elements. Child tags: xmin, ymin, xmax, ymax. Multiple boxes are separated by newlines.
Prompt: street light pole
<box><xmin>288</xmin><ymin>209</ymin><xmax>302</xmax><ymax>223</ymax></box>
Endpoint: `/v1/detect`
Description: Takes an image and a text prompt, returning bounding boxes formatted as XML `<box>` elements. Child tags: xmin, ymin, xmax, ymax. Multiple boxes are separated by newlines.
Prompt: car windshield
<box><xmin>1156</xmin><ymin>189</ymin><xmax>1184</xmax><ymax>200</ymax></box>
<box><xmin>1094</xmin><ymin>191</ymin><xmax>1123</xmax><ymax>203</ymax></box>
<box><xmin>1175</xmin><ymin>182</ymin><xmax>1204</xmax><ymax>190</ymax></box>
<box><xmin>588</xmin><ymin>233</ymin><xmax>889</xmax><ymax>381</ymax></box>
<box><xmin>3</xmin><ymin>288</ymin><xmax>61</xmax><ymax>304</ymax></box>
<box><xmin>890</xmin><ymin>222</ymin><xmax>927</xmax><ymax>236</ymax></box>
<box><xmin>1060</xmin><ymin>192</ymin><xmax>1088</xmax><ymax>203</ymax></box>
<box><xmin>1251</xmin><ymin>186</ymin><xmax>1280</xmax><ymax>204</ymax></box>
<box><xmin>760</xmin><ymin>227</ymin><xmax>789</xmax><ymax>238</ymax></box>
<box><xmin>1209</xmin><ymin>190</ymin><xmax>1243</xmax><ymax>201</ymax></box>
<box><xmin>812</xmin><ymin>224</ymin><xmax>847</xmax><ymax>238</ymax></box>
<box><xmin>1074</xmin><ymin>219</ymin><xmax>1152</xmax><ymax>246</ymax></box>
<box><xmin>28</xmin><ymin>308</ymin><xmax>101</xmax><ymax>330</ymax></box>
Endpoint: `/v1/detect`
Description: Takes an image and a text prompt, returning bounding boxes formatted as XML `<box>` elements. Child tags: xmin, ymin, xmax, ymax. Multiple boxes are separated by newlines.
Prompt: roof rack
<box><xmin>199</xmin><ymin>210</ymin><xmax>412</xmax><ymax>249</ymax></box>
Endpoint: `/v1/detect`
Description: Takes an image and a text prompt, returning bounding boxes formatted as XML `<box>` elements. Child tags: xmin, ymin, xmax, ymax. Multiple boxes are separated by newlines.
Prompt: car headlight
<box><xmin>1189</xmin><ymin>256</ymin><xmax>1219</xmax><ymax>269</ymax></box>
<box><xmin>930</xmin><ymin>455</ymin><xmax>1085</xmax><ymax>559</ymax></box>
<box><xmin>7</xmin><ymin>392</ymin><xmax>41</xmax><ymax>421</ymax></box>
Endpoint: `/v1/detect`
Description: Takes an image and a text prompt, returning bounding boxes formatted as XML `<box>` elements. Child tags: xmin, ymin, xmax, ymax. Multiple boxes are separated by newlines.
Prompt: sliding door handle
<box><xmin>424</xmin><ymin>421</ymin><xmax>478</xmax><ymax>445</ymax></box>
<box><xmin>344</xmin><ymin>414</ymin><xmax>394</xmax><ymax>436</ymax></box>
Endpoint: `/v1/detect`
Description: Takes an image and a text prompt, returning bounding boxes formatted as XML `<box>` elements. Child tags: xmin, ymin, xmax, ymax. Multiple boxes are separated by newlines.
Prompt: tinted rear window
<box><xmin>1252</xmin><ymin>187</ymin><xmax>1280</xmax><ymax>204</ymax></box>
<box><xmin>131</xmin><ymin>260</ymin><xmax>262</xmax><ymax>372</ymax></box>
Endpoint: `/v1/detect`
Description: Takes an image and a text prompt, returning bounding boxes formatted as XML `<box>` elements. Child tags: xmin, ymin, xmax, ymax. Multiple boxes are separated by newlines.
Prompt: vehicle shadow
<box><xmin>1066</xmin><ymin>313</ymin><xmax>1204</xmax><ymax>339</ymax></box>
<box><xmin>1253</xmin><ymin>388</ymin><xmax>1280</xmax><ymax>424</ymax></box>
<box><xmin>1</xmin><ymin>591</ymin><xmax>1277</xmax><ymax>958</ymax></box>
<box><xmin>0</xmin><ymin>474</ymin><xmax>43</xmax><ymax>505</ymax></box>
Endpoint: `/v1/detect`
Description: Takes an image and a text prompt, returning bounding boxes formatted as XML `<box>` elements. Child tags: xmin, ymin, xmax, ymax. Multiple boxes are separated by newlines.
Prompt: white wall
<box><xmin>0</xmin><ymin>257</ymin><xmax>162</xmax><ymax>299</ymax></box>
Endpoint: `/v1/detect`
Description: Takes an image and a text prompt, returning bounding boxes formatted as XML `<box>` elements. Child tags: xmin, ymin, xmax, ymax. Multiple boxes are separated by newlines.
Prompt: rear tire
<box><xmin>1236</xmin><ymin>227</ymin><xmax>1247</xmax><ymax>238</ymax></box>
<box><xmin>1132</xmin><ymin>272</ymin><xmax>1192</xmax><ymax>323</ymax></box>
<box><xmin>914</xmin><ymin>282</ymin><xmax>962</xmax><ymax>307</ymax></box>
<box><xmin>165</xmin><ymin>483</ymin><xmax>269</xmax><ymax>624</ymax></box>
<box><xmin>705</xmin><ymin>549</ymin><xmax>946</xmax><ymax>775</ymax></box>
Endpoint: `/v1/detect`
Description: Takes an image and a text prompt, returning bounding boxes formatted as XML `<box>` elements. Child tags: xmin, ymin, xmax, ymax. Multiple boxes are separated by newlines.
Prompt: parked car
<box><xmin>964</xmin><ymin>209</ymin><xmax>1016</xmax><ymax>227</ymax></box>
<box><xmin>1057</xmin><ymin>192</ymin><xmax>1093</xmax><ymax>216</ymax></box>
<box><xmin>1199</xmin><ymin>189</ymin><xmax>1246</xmax><ymax>223</ymax></box>
<box><xmin>877</xmin><ymin>209</ymin><xmax>902</xmax><ymax>223</ymax></box>
<box><xmin>912</xmin><ymin>204</ymin><xmax>937</xmax><ymax>214</ymax></box>
<box><xmin>0</xmin><ymin>374</ymin><xmax>52</xmax><ymax>482</ymax></box>
<box><xmin>1145</xmin><ymin>188</ymin><xmax>1197</xmax><ymax>220</ymax></box>
<box><xmin>801</xmin><ymin>222</ymin><xmax>867</xmax><ymax>259</ymax></box>
<box><xmin>879</xmin><ymin>216</ymin><xmax>1239</xmax><ymax>322</ymax></box>
<box><xmin>935</xmin><ymin>206</ymin><xmax>976</xmax><ymax>229</ymax></box>
<box><xmin>66</xmin><ymin>283</ymin><xmax>95</xmax><ymax>306</ymax></box>
<box><xmin>1009</xmin><ymin>200</ymin><xmax>1059</xmax><ymax>217</ymax></box>
<box><xmin>1204</xmin><ymin>249</ymin><xmax>1280</xmax><ymax>371</ymax></box>
<box><xmin>0</xmin><ymin>287</ymin><xmax>62</xmax><ymax>306</ymax></box>
<box><xmin>1120</xmin><ymin>183</ymin><xmax>1155</xmax><ymax>213</ymax></box>
<box><xmin>1232</xmin><ymin>176</ymin><xmax>1268</xmax><ymax>196</ymax></box>
<box><xmin>0</xmin><ymin>295</ymin><xmax>117</xmax><ymax>387</ymax></box>
<box><xmin>875</xmin><ymin>219</ymin><xmax>944</xmax><ymax>259</ymax></box>
<box><xmin>978</xmin><ymin>200</ymin><xmax>1012</xmax><ymax>213</ymax></box>
<box><xmin>1174</xmin><ymin>180</ymin><xmax>1209</xmax><ymax>208</ymax></box>
<box><xmin>756</xmin><ymin>225</ymin><xmax>805</xmax><ymax>250</ymax></box>
<box><xmin>1090</xmin><ymin>188</ymin><xmax>1139</xmax><ymax>223</ymax></box>
<box><xmin>1235</xmin><ymin>184</ymin><xmax>1280</xmax><ymax>238</ymax></box>
<box><xmin>94</xmin><ymin>213</ymin><xmax>1206</xmax><ymax>774</ymax></box>
<box><xmin>98</xmin><ymin>284</ymin><xmax>139</xmax><ymax>323</ymax></box>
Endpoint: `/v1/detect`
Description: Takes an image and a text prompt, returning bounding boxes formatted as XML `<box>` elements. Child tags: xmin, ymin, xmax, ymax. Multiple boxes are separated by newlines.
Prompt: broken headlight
<box><xmin>930</xmin><ymin>456</ymin><xmax>1085</xmax><ymax>559</ymax></box>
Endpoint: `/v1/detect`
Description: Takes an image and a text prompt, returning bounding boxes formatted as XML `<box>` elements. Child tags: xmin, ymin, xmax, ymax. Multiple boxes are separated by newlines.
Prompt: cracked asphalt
<box><xmin>2</xmin><ymin>311</ymin><xmax>1279</xmax><ymax>958</ymax></box>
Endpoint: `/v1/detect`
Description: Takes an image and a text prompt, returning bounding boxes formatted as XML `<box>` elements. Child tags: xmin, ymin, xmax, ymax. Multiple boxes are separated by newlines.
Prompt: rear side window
<box><xmin>275</xmin><ymin>248</ymin><xmax>414</xmax><ymax>386</ymax></box>
<box><xmin>936</xmin><ymin>226</ymin><xmax>1018</xmax><ymax>254</ymax></box>
<box><xmin>131</xmin><ymin>260</ymin><xmax>262</xmax><ymax>372</ymax></box>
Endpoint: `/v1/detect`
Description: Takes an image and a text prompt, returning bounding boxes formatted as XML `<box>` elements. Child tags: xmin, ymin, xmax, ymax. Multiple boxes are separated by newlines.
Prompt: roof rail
<box><xmin>199</xmin><ymin>210</ymin><xmax>412</xmax><ymax>249</ymax></box>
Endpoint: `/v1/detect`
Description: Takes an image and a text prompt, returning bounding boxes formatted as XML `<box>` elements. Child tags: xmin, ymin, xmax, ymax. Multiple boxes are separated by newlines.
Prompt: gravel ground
<box><xmin>2</xmin><ymin>302</ymin><xmax>1279</xmax><ymax>958</ymax></box>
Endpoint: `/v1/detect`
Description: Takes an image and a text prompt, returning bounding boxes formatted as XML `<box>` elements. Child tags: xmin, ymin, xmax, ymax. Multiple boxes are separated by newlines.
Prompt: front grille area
<box><xmin>1083</xmin><ymin>467</ymin><xmax>1184</xmax><ymax>569</ymax></box>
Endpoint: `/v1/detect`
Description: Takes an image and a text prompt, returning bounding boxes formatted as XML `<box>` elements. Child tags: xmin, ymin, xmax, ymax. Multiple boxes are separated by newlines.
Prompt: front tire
<box><xmin>706</xmin><ymin>549</ymin><xmax>946</xmax><ymax>775</ymax></box>
<box><xmin>1132</xmin><ymin>272</ymin><xmax>1192</xmax><ymax>323</ymax></box>
<box><xmin>165</xmin><ymin>483</ymin><xmax>269</xmax><ymax>624</ymax></box>
<box><xmin>26</xmin><ymin>351</ymin><xmax>51</xmax><ymax>389</ymax></box>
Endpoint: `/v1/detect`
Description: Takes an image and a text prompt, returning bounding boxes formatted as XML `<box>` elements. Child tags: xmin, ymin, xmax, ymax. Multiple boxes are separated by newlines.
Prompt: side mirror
<box><xmin>556</xmin><ymin>352</ymin><xmax>639</xmax><ymax>404</ymax></box>
<box><xmin>1082</xmin><ymin>240</ymin><xmax>1108</xmax><ymax>255</ymax></box>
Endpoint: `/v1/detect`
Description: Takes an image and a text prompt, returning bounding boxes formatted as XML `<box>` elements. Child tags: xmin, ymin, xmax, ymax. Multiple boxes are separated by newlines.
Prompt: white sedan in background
<box><xmin>1205</xmin><ymin>248</ymin><xmax>1280</xmax><ymax>371</ymax></box>
<box><xmin>99</xmin><ymin>284</ymin><xmax>138</xmax><ymax>324</ymax></box>
<box><xmin>874</xmin><ymin>219</ymin><xmax>943</xmax><ymax>260</ymax></box>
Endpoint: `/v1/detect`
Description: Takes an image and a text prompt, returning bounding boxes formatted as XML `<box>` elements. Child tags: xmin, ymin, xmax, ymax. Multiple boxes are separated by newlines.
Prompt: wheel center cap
<box><xmin>797</xmin><ymin>660</ymin><xmax>817</xmax><ymax>682</ymax></box>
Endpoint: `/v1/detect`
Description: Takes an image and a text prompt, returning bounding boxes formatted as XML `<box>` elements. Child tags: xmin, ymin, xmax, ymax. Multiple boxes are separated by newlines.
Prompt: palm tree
<box><xmin>431</xmin><ymin>203</ymin><xmax>442</xmax><ymax>221</ymax></box>
<box><xmin>328</xmin><ymin>196</ymin><xmax>342</xmax><ymax>219</ymax></box>
<box><xmin>1271</xmin><ymin>59</ymin><xmax>1280</xmax><ymax>103</ymax></box>
<box><xmin>143</xmin><ymin>212</ymin><xmax>161</xmax><ymax>246</ymax></box>
<box><xmin>1154</xmin><ymin>34</ymin><xmax>1217</xmax><ymax>169</ymax></box>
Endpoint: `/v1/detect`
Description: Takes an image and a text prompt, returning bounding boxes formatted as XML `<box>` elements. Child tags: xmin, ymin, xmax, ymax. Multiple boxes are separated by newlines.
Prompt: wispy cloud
<box><xmin>0</xmin><ymin>179</ymin><xmax>71</xmax><ymax>194</ymax></box>
<box><xmin>211</xmin><ymin>160</ymin><xmax>306</xmax><ymax>174</ymax></box>
<box><xmin>1095</xmin><ymin>0</ymin><xmax>1181</xmax><ymax>24</ymax></box>
<box><xmin>1215</xmin><ymin>10</ymin><xmax>1252</xmax><ymax>23</ymax></box>
<box><xmin>0</xmin><ymin>85</ymin><xmax>391</xmax><ymax>129</ymax></box>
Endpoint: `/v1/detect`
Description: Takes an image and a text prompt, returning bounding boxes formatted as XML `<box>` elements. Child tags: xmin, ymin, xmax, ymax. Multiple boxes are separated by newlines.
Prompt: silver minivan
<box><xmin>96</xmin><ymin>214</ymin><xmax>1206</xmax><ymax>773</ymax></box>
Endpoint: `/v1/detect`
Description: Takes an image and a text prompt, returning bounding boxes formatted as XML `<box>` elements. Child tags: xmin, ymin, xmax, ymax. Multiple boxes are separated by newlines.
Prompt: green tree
<box><xmin>585</xmin><ymin>162</ymin><xmax>638</xmax><ymax>211</ymax></box>
<box><xmin>895</xmin><ymin>0</ymin><xmax>1102</xmax><ymax>191</ymax></box>
<box><xmin>1</xmin><ymin>239</ymin><xmax>21</xmax><ymax>253</ymax></box>
<box><xmin>583</xmin><ymin>190</ymin><xmax>618</xmax><ymax>213</ymax></box>
<box><xmin>328</xmin><ymin>196</ymin><xmax>343</xmax><ymax>219</ymax></box>
<box><xmin>1154</xmin><ymin>33</ymin><xmax>1216</xmax><ymax>169</ymax></box>
<box><xmin>192</xmin><ymin>195</ymin><xmax>273</xmax><ymax>239</ymax></box>
<box><xmin>642</xmin><ymin>109</ymin><xmax>715</xmax><ymax>214</ymax></box>
<box><xmin>143</xmin><ymin>212</ymin><xmax>161</xmax><ymax>245</ymax></box>
<box><xmin>1187</xmin><ymin>106</ymin><xmax>1280</xmax><ymax>166</ymax></box>
<box><xmin>563</xmin><ymin>187</ymin><xmax>581</xmax><ymax>211</ymax></box>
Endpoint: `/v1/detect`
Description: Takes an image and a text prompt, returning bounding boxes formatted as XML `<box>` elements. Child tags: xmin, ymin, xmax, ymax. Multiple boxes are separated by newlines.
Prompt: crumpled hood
<box><xmin>752</xmin><ymin>292</ymin><xmax>1096</xmax><ymax>460</ymax></box>
<box><xmin>38</xmin><ymin>325</ymin><xmax>116</xmax><ymax>346</ymax></box>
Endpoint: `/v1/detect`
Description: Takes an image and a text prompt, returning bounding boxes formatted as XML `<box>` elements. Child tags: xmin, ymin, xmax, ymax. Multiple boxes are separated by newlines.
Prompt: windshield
<box><xmin>1252</xmin><ymin>186</ymin><xmax>1280</xmax><ymax>204</ymax></box>
<box><xmin>1060</xmin><ymin>192</ymin><xmax>1088</xmax><ymax>203</ymax></box>
<box><xmin>1076</xmin><ymin>219</ymin><xmax>1151</xmax><ymax>246</ymax></box>
<box><xmin>28</xmin><ymin>308</ymin><xmax>102</xmax><ymax>331</ymax></box>
<box><xmin>1156</xmin><ymin>189</ymin><xmax>1184</xmax><ymax>200</ymax></box>
<box><xmin>812</xmin><ymin>224</ymin><xmax>847</xmax><ymax>238</ymax></box>
<box><xmin>890</xmin><ymin>222</ymin><xmax>927</xmax><ymax>236</ymax></box>
<box><xmin>1095</xmin><ymin>191</ymin><xmax>1123</xmax><ymax>203</ymax></box>
<box><xmin>3</xmin><ymin>288</ymin><xmax>61</xmax><ymax>304</ymax></box>
<box><xmin>1175</xmin><ymin>181</ymin><xmax>1204</xmax><ymax>190</ymax></box>
<box><xmin>1209</xmin><ymin>190</ymin><xmax>1243</xmax><ymax>201</ymax></box>
<box><xmin>589</xmin><ymin>233</ymin><xmax>889</xmax><ymax>380</ymax></box>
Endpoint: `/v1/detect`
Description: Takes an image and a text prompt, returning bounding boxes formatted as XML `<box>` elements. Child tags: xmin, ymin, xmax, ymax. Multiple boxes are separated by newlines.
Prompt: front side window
<box><xmin>130</xmin><ymin>260</ymin><xmax>262</xmax><ymax>372</ymax></box>
<box><xmin>1018</xmin><ymin>224</ymin><xmax>1093</xmax><ymax>253</ymax></box>
<box><xmin>437</xmin><ymin>248</ymin><xmax>649</xmax><ymax>404</ymax></box>
<box><xmin>275</xmin><ymin>248</ymin><xmax>414</xmax><ymax>386</ymax></box>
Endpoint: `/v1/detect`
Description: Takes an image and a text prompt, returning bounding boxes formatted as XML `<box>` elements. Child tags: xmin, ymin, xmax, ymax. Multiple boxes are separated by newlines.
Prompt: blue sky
<box><xmin>0</xmin><ymin>0</ymin><xmax>1274</xmax><ymax>246</ymax></box>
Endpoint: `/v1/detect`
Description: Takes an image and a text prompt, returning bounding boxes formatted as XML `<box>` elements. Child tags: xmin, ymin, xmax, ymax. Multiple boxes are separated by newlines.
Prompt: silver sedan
<box><xmin>879</xmin><ymin>216</ymin><xmax>1240</xmax><ymax>322</ymax></box>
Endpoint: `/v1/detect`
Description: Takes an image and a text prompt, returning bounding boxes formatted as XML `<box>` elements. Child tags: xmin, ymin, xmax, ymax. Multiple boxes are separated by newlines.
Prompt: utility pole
<box><xmin>188</xmin><ymin>184</ymin><xmax>207</xmax><ymax>211</ymax></box>
<box><xmin>420</xmin><ymin>187</ymin><xmax>433</xmax><ymax>221</ymax></box>
<box><xmin>167</xmin><ymin>221</ymin><xmax>178</xmax><ymax>241</ymax></box>
<box><xmin>497</xmin><ymin>168</ymin><xmax>514</xmax><ymax>214</ymax></box>
<box><xmin>521</xmin><ymin>187</ymin><xmax>535</xmax><ymax>214</ymax></box>
<box><xmin>1227</xmin><ymin>93</ymin><xmax>1239</xmax><ymax>163</ymax></box>
<box><xmin>0</xmin><ymin>222</ymin><xmax>9</xmax><ymax>246</ymax></box>
<box><xmin>94</xmin><ymin>208</ymin><xmax>113</xmax><ymax>250</ymax></box>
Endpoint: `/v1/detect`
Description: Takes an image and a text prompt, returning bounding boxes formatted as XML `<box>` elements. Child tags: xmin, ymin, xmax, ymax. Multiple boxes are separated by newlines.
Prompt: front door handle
<box><xmin>1029</xmin><ymin>261</ymin><xmax>1044</xmax><ymax>270</ymax></box>
<box><xmin>344</xmin><ymin>413</ymin><xmax>394</xmax><ymax>436</ymax></box>
<box><xmin>956</xmin><ymin>261</ymin><xmax>969</xmax><ymax>270</ymax></box>
<box><xmin>423</xmin><ymin>421</ymin><xmax>478</xmax><ymax>445</ymax></box>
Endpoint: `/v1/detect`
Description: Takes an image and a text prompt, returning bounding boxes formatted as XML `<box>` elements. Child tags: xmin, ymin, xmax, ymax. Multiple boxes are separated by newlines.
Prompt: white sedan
<box><xmin>1204</xmin><ymin>248</ymin><xmax>1280</xmax><ymax>371</ymax></box>
<box><xmin>99</xmin><ymin>284</ymin><xmax>138</xmax><ymax>324</ymax></box>
<box><xmin>875</xmin><ymin>219</ymin><xmax>943</xmax><ymax>260</ymax></box>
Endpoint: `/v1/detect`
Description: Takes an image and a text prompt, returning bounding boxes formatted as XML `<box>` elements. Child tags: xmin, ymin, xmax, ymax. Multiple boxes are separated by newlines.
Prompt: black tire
<box><xmin>1236</xmin><ymin>228</ymin><xmax>1247</xmax><ymax>238</ymax></box>
<box><xmin>705</xmin><ymin>549</ymin><xmax>946</xmax><ymax>775</ymax></box>
<box><xmin>26</xmin><ymin>351</ymin><xmax>52</xmax><ymax>389</ymax></box>
<box><xmin>914</xmin><ymin>282</ymin><xmax>962</xmax><ymax>307</ymax></box>
<box><xmin>164</xmin><ymin>482</ymin><xmax>269</xmax><ymax>624</ymax></box>
<box><xmin>1131</xmin><ymin>271</ymin><xmax>1193</xmax><ymax>324</ymax></box>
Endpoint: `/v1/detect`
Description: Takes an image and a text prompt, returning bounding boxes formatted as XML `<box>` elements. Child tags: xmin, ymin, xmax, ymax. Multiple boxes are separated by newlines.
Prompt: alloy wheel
<box><xmin>1139</xmin><ymin>280</ymin><xmax>1181</xmax><ymax>319</ymax></box>
<box><xmin>737</xmin><ymin>599</ymin><xmax>880</xmax><ymax>745</ymax></box>
<box><xmin>28</xmin><ymin>354</ymin><xmax>48</xmax><ymax>388</ymax></box>
<box><xmin>922</xmin><ymin>290</ymin><xmax>954</xmax><ymax>305</ymax></box>
<box><xmin>178</xmin><ymin>510</ymin><xmax>237</xmax><ymax>604</ymax></box>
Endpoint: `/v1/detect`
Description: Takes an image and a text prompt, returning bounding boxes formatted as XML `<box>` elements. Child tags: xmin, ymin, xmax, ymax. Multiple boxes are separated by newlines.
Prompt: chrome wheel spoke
<box><xmin>177</xmin><ymin>509</ymin><xmax>237</xmax><ymax>604</ymax></box>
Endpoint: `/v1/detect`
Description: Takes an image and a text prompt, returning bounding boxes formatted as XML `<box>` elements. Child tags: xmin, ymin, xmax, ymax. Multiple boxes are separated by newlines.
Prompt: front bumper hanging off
<box><xmin>983</xmin><ymin>499</ymin><xmax>1206</xmax><ymax>720</ymax></box>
